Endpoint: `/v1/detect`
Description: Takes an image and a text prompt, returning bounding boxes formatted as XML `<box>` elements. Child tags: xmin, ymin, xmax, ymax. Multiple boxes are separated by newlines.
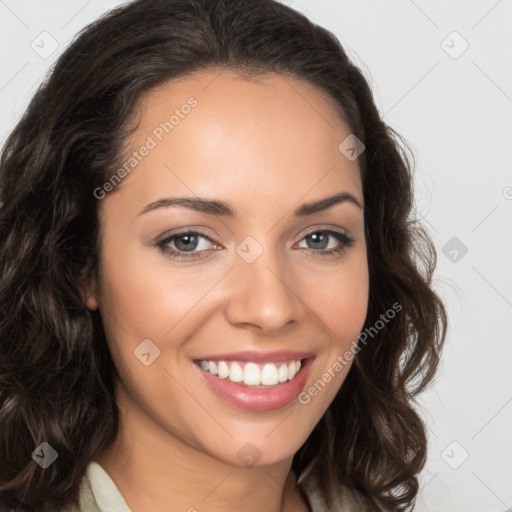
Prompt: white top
<box><xmin>84</xmin><ymin>462</ymin><xmax>131</xmax><ymax>511</ymax></box>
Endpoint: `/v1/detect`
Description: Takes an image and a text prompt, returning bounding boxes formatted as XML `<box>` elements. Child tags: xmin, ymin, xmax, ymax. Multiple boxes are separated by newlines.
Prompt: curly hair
<box><xmin>0</xmin><ymin>0</ymin><xmax>447</xmax><ymax>510</ymax></box>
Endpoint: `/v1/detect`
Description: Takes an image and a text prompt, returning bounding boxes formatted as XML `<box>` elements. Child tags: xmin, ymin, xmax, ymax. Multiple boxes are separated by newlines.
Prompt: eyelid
<box><xmin>158</xmin><ymin>230</ymin><xmax>220</xmax><ymax>248</ymax></box>
<box><xmin>298</xmin><ymin>224</ymin><xmax>350</xmax><ymax>239</ymax></box>
<box><xmin>157</xmin><ymin>226</ymin><xmax>223</xmax><ymax>245</ymax></box>
<box><xmin>290</xmin><ymin>224</ymin><xmax>351</xmax><ymax>246</ymax></box>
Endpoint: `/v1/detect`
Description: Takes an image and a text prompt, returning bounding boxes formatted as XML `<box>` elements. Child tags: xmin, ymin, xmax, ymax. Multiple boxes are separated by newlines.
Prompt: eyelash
<box><xmin>155</xmin><ymin>228</ymin><xmax>356</xmax><ymax>261</ymax></box>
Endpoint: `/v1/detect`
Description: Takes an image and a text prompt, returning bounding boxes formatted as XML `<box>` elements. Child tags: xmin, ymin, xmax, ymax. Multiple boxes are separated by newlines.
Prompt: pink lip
<box><xmin>194</xmin><ymin>350</ymin><xmax>313</xmax><ymax>364</ymax></box>
<box><xmin>195</xmin><ymin>356</ymin><xmax>314</xmax><ymax>412</ymax></box>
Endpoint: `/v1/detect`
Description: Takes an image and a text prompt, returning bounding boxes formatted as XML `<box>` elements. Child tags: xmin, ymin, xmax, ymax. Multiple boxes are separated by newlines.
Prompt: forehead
<box><xmin>129</xmin><ymin>68</ymin><xmax>353</xmax><ymax>153</ymax></box>
<box><xmin>107</xmin><ymin>69</ymin><xmax>362</xmax><ymax>212</ymax></box>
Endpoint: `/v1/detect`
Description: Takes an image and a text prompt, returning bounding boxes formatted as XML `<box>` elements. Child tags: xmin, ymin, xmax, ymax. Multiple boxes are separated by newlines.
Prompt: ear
<box><xmin>84</xmin><ymin>284</ymin><xmax>99</xmax><ymax>310</ymax></box>
<box><xmin>80</xmin><ymin>266</ymin><xmax>100</xmax><ymax>311</ymax></box>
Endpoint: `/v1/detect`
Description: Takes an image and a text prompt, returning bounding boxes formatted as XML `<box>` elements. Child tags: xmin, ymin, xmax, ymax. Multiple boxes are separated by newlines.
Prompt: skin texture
<box><xmin>85</xmin><ymin>69</ymin><xmax>369</xmax><ymax>512</ymax></box>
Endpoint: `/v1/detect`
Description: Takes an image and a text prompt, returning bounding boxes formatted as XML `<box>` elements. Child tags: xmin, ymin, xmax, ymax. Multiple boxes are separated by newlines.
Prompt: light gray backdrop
<box><xmin>1</xmin><ymin>1</ymin><xmax>511</xmax><ymax>511</ymax></box>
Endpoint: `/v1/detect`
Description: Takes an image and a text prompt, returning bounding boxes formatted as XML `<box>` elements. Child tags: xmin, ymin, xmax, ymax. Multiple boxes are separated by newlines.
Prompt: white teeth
<box><xmin>278</xmin><ymin>363</ymin><xmax>289</xmax><ymax>383</ymax></box>
<box><xmin>217</xmin><ymin>361</ymin><xmax>229</xmax><ymax>379</ymax></box>
<box><xmin>261</xmin><ymin>363</ymin><xmax>279</xmax><ymax>385</ymax></box>
<box><xmin>288</xmin><ymin>361</ymin><xmax>296</xmax><ymax>380</ymax></box>
<box><xmin>229</xmin><ymin>362</ymin><xmax>244</xmax><ymax>382</ymax></box>
<box><xmin>198</xmin><ymin>358</ymin><xmax>303</xmax><ymax>386</ymax></box>
<box><xmin>243</xmin><ymin>363</ymin><xmax>261</xmax><ymax>385</ymax></box>
<box><xmin>208</xmin><ymin>361</ymin><xmax>218</xmax><ymax>375</ymax></box>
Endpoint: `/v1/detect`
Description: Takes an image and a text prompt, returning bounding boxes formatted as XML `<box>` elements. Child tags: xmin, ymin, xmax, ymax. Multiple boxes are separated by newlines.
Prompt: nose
<box><xmin>224</xmin><ymin>246</ymin><xmax>306</xmax><ymax>334</ymax></box>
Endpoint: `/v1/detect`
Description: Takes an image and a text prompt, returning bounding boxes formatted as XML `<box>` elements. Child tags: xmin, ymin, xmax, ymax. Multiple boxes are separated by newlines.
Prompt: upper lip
<box><xmin>194</xmin><ymin>350</ymin><xmax>313</xmax><ymax>364</ymax></box>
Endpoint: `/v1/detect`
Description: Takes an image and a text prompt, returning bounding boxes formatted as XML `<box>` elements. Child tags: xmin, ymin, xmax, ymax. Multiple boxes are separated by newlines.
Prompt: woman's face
<box><xmin>86</xmin><ymin>69</ymin><xmax>369</xmax><ymax>467</ymax></box>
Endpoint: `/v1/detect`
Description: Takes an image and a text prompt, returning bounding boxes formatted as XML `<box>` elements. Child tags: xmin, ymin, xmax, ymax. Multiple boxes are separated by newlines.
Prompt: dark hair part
<box><xmin>0</xmin><ymin>0</ymin><xmax>447</xmax><ymax>510</ymax></box>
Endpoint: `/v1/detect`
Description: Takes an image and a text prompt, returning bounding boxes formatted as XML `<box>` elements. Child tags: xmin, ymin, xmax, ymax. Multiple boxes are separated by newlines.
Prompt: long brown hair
<box><xmin>0</xmin><ymin>0</ymin><xmax>447</xmax><ymax>510</ymax></box>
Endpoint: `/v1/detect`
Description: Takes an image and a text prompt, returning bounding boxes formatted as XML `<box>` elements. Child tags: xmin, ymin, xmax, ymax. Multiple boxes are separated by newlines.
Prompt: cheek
<box><xmin>296</xmin><ymin>255</ymin><xmax>368</xmax><ymax>419</ymax></box>
<box><xmin>309</xmin><ymin>250</ymin><xmax>369</xmax><ymax>343</ymax></box>
<box><xmin>97</xmin><ymin>238</ymin><xmax>221</xmax><ymax>341</ymax></box>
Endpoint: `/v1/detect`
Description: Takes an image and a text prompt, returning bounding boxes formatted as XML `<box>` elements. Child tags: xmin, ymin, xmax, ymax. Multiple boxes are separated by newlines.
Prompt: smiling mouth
<box><xmin>193</xmin><ymin>358</ymin><xmax>308</xmax><ymax>388</ymax></box>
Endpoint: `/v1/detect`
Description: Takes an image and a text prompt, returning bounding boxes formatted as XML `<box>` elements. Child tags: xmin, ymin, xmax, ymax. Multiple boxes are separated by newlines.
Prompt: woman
<box><xmin>0</xmin><ymin>0</ymin><xmax>447</xmax><ymax>510</ymax></box>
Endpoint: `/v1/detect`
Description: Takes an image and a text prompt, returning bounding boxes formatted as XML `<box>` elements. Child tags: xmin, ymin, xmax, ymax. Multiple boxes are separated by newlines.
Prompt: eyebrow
<box><xmin>138</xmin><ymin>191</ymin><xmax>363</xmax><ymax>217</ymax></box>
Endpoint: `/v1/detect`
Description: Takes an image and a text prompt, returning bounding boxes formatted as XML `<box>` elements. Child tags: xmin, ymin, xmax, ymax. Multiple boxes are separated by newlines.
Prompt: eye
<box><xmin>156</xmin><ymin>228</ymin><xmax>355</xmax><ymax>262</ymax></box>
<box><xmin>296</xmin><ymin>229</ymin><xmax>355</xmax><ymax>256</ymax></box>
<box><xmin>156</xmin><ymin>230</ymin><xmax>220</xmax><ymax>261</ymax></box>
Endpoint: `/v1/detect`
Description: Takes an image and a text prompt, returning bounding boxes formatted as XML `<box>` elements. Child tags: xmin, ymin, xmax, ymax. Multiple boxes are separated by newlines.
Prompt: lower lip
<box><xmin>196</xmin><ymin>358</ymin><xmax>314</xmax><ymax>412</ymax></box>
